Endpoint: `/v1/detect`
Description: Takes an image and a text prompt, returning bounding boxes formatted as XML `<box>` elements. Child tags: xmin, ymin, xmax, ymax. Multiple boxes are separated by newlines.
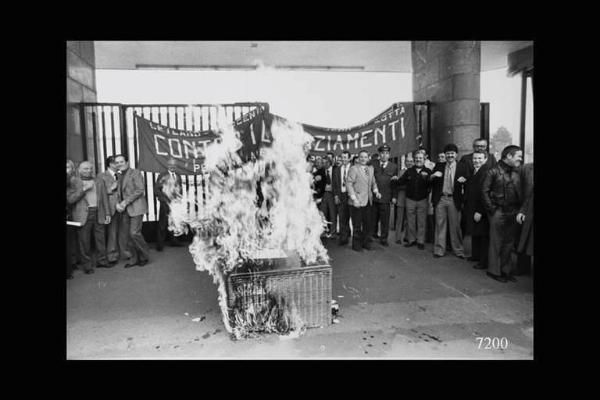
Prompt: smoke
<box><xmin>164</xmin><ymin>108</ymin><xmax>329</xmax><ymax>336</ymax></box>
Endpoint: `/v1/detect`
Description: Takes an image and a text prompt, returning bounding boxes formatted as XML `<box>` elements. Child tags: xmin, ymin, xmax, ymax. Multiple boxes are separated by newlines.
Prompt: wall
<box><xmin>412</xmin><ymin>41</ymin><xmax>481</xmax><ymax>158</ymax></box>
<box><xmin>67</xmin><ymin>41</ymin><xmax>97</xmax><ymax>164</ymax></box>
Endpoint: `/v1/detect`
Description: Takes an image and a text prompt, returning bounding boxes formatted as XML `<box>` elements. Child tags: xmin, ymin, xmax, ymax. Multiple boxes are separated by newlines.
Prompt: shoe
<box><xmin>108</xmin><ymin>260</ymin><xmax>118</xmax><ymax>266</ymax></box>
<box><xmin>404</xmin><ymin>241</ymin><xmax>416</xmax><ymax>248</ymax></box>
<box><xmin>380</xmin><ymin>240</ymin><xmax>389</xmax><ymax>247</ymax></box>
<box><xmin>373</xmin><ymin>234</ymin><xmax>380</xmax><ymax>239</ymax></box>
<box><xmin>96</xmin><ymin>264</ymin><xmax>110</xmax><ymax>269</ymax></box>
<box><xmin>84</xmin><ymin>269</ymin><xmax>95</xmax><ymax>275</ymax></box>
<box><xmin>363</xmin><ymin>244</ymin><xmax>374</xmax><ymax>251</ymax></box>
<box><xmin>138</xmin><ymin>260</ymin><xmax>149</xmax><ymax>267</ymax></box>
<box><xmin>456</xmin><ymin>255</ymin><xmax>465</xmax><ymax>260</ymax></box>
<box><xmin>338</xmin><ymin>240</ymin><xmax>349</xmax><ymax>246</ymax></box>
<box><xmin>395</xmin><ymin>240</ymin><xmax>403</xmax><ymax>245</ymax></box>
<box><xmin>486</xmin><ymin>272</ymin><xmax>507</xmax><ymax>282</ymax></box>
<box><xmin>417</xmin><ymin>244</ymin><xmax>425</xmax><ymax>250</ymax></box>
<box><xmin>467</xmin><ymin>257</ymin><xmax>479</xmax><ymax>262</ymax></box>
<box><xmin>433</xmin><ymin>254</ymin><xmax>443</xmax><ymax>258</ymax></box>
<box><xmin>505</xmin><ymin>275</ymin><xmax>517</xmax><ymax>282</ymax></box>
<box><xmin>352</xmin><ymin>247</ymin><xmax>364</xmax><ymax>252</ymax></box>
<box><xmin>124</xmin><ymin>262</ymin><xmax>138</xmax><ymax>268</ymax></box>
<box><xmin>473</xmin><ymin>264</ymin><xmax>487</xmax><ymax>270</ymax></box>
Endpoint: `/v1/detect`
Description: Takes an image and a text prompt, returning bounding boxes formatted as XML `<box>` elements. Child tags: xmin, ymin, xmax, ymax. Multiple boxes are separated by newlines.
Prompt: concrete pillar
<box><xmin>67</xmin><ymin>41</ymin><xmax>97</xmax><ymax>165</ymax></box>
<box><xmin>412</xmin><ymin>41</ymin><xmax>480</xmax><ymax>158</ymax></box>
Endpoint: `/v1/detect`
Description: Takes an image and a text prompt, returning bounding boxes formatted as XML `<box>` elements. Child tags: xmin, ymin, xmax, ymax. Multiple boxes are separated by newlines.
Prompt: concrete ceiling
<box><xmin>95</xmin><ymin>41</ymin><xmax>533</xmax><ymax>72</ymax></box>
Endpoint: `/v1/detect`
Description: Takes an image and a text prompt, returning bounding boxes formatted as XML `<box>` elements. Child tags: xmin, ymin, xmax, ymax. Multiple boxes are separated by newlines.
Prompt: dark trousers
<box><xmin>119</xmin><ymin>212</ymin><xmax>150</xmax><ymax>264</ymax></box>
<box><xmin>488</xmin><ymin>209</ymin><xmax>518</xmax><ymax>276</ymax></box>
<box><xmin>105</xmin><ymin>212</ymin><xmax>119</xmax><ymax>263</ymax></box>
<box><xmin>77</xmin><ymin>207</ymin><xmax>107</xmax><ymax>271</ymax></box>
<box><xmin>319</xmin><ymin>192</ymin><xmax>337</xmax><ymax>234</ymax></box>
<box><xmin>472</xmin><ymin>235</ymin><xmax>490</xmax><ymax>268</ymax></box>
<box><xmin>350</xmin><ymin>204</ymin><xmax>373</xmax><ymax>250</ymax></box>
<box><xmin>372</xmin><ymin>201</ymin><xmax>391</xmax><ymax>241</ymax></box>
<box><xmin>156</xmin><ymin>201</ymin><xmax>181</xmax><ymax>250</ymax></box>
<box><xmin>337</xmin><ymin>192</ymin><xmax>351</xmax><ymax>242</ymax></box>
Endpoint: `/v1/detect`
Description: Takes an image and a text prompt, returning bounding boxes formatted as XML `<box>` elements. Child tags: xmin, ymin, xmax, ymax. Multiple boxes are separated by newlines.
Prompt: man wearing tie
<box><xmin>430</xmin><ymin>144</ymin><xmax>469</xmax><ymax>259</ymax></box>
<box><xmin>319</xmin><ymin>157</ymin><xmax>337</xmax><ymax>238</ymax></box>
<box><xmin>332</xmin><ymin>151</ymin><xmax>352</xmax><ymax>246</ymax></box>
<box><xmin>96</xmin><ymin>155</ymin><xmax>121</xmax><ymax>266</ymax></box>
<box><xmin>154</xmin><ymin>157</ymin><xmax>184</xmax><ymax>251</ymax></box>
<box><xmin>371</xmin><ymin>144</ymin><xmax>398</xmax><ymax>247</ymax></box>
<box><xmin>346</xmin><ymin>150</ymin><xmax>381</xmax><ymax>252</ymax></box>
<box><xmin>114</xmin><ymin>154</ymin><xmax>150</xmax><ymax>268</ymax></box>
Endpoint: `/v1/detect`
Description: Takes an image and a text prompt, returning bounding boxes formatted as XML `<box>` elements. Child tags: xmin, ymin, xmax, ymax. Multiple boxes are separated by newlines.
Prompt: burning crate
<box><xmin>225</xmin><ymin>251</ymin><xmax>332</xmax><ymax>336</ymax></box>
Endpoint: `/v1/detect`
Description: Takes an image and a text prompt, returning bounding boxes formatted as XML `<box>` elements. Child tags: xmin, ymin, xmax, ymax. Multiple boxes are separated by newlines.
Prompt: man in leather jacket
<box><xmin>481</xmin><ymin>145</ymin><xmax>523</xmax><ymax>283</ymax></box>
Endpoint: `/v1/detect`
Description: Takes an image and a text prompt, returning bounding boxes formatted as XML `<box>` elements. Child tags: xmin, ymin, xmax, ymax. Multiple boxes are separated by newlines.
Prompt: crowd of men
<box><xmin>307</xmin><ymin>138</ymin><xmax>534</xmax><ymax>283</ymax></box>
<box><xmin>66</xmin><ymin>138</ymin><xmax>533</xmax><ymax>284</ymax></box>
<box><xmin>66</xmin><ymin>155</ymin><xmax>160</xmax><ymax>279</ymax></box>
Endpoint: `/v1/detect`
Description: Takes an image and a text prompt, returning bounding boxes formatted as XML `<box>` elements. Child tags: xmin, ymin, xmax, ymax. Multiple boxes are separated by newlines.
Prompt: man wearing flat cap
<box><xmin>430</xmin><ymin>143</ymin><xmax>470</xmax><ymax>259</ymax></box>
<box><xmin>371</xmin><ymin>144</ymin><xmax>398</xmax><ymax>246</ymax></box>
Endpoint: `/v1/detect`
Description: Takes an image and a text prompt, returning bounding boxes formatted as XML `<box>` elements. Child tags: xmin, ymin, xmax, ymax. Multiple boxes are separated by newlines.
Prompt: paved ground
<box><xmin>66</xmin><ymin>238</ymin><xmax>534</xmax><ymax>359</ymax></box>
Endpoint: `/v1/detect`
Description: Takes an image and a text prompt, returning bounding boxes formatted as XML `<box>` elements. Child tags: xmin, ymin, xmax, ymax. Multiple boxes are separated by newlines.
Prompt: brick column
<box><xmin>412</xmin><ymin>41</ymin><xmax>480</xmax><ymax>158</ymax></box>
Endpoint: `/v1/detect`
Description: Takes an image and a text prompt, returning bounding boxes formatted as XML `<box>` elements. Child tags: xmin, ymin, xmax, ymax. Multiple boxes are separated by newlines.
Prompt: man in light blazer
<box><xmin>96</xmin><ymin>155</ymin><xmax>121</xmax><ymax>265</ymax></box>
<box><xmin>115</xmin><ymin>154</ymin><xmax>150</xmax><ymax>268</ymax></box>
<box><xmin>67</xmin><ymin>161</ymin><xmax>111</xmax><ymax>274</ymax></box>
<box><xmin>346</xmin><ymin>150</ymin><xmax>381</xmax><ymax>252</ymax></box>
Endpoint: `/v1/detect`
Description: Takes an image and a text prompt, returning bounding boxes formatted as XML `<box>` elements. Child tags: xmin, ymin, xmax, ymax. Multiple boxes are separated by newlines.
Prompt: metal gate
<box><xmin>78</xmin><ymin>102</ymin><xmax>269</xmax><ymax>222</ymax></box>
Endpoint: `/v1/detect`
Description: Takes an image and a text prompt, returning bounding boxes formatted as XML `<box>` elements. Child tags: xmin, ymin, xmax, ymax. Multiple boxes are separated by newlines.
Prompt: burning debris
<box><xmin>165</xmin><ymin>109</ymin><xmax>329</xmax><ymax>339</ymax></box>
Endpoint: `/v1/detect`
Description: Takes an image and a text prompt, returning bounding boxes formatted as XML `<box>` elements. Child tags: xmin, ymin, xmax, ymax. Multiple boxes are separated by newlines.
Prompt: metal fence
<box><xmin>78</xmin><ymin>102</ymin><xmax>269</xmax><ymax>222</ymax></box>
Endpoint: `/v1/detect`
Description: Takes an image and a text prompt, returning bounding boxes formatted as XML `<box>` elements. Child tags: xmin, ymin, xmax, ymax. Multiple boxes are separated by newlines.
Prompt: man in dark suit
<box><xmin>516</xmin><ymin>162</ymin><xmax>534</xmax><ymax>273</ymax></box>
<box><xmin>396</xmin><ymin>151</ymin><xmax>432</xmax><ymax>250</ymax></box>
<box><xmin>332</xmin><ymin>150</ymin><xmax>352</xmax><ymax>246</ymax></box>
<box><xmin>481</xmin><ymin>145</ymin><xmax>523</xmax><ymax>282</ymax></box>
<box><xmin>371</xmin><ymin>144</ymin><xmax>398</xmax><ymax>246</ymax></box>
<box><xmin>67</xmin><ymin>161</ymin><xmax>111</xmax><ymax>274</ymax></box>
<box><xmin>347</xmin><ymin>150</ymin><xmax>381</xmax><ymax>252</ymax></box>
<box><xmin>461</xmin><ymin>151</ymin><xmax>490</xmax><ymax>270</ymax></box>
<box><xmin>96</xmin><ymin>155</ymin><xmax>121</xmax><ymax>266</ymax></box>
<box><xmin>459</xmin><ymin>138</ymin><xmax>497</xmax><ymax>175</ymax></box>
<box><xmin>312</xmin><ymin>157</ymin><xmax>326</xmax><ymax>206</ymax></box>
<box><xmin>430</xmin><ymin>144</ymin><xmax>469</xmax><ymax>258</ymax></box>
<box><xmin>154</xmin><ymin>157</ymin><xmax>184</xmax><ymax>251</ymax></box>
<box><xmin>320</xmin><ymin>157</ymin><xmax>338</xmax><ymax>238</ymax></box>
<box><xmin>115</xmin><ymin>154</ymin><xmax>150</xmax><ymax>268</ymax></box>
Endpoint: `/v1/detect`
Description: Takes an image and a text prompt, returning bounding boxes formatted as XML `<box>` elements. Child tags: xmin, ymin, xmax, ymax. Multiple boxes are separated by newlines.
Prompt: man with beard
<box><xmin>67</xmin><ymin>161</ymin><xmax>111</xmax><ymax>274</ymax></box>
<box><xmin>332</xmin><ymin>151</ymin><xmax>352</xmax><ymax>246</ymax></box>
<box><xmin>396</xmin><ymin>151</ymin><xmax>432</xmax><ymax>250</ymax></box>
<box><xmin>461</xmin><ymin>151</ymin><xmax>490</xmax><ymax>270</ymax></box>
<box><xmin>115</xmin><ymin>154</ymin><xmax>150</xmax><ymax>268</ymax></box>
<box><xmin>154</xmin><ymin>157</ymin><xmax>184</xmax><ymax>251</ymax></box>
<box><xmin>482</xmin><ymin>145</ymin><xmax>523</xmax><ymax>282</ymax></box>
<box><xmin>96</xmin><ymin>155</ymin><xmax>121</xmax><ymax>266</ymax></box>
<box><xmin>371</xmin><ymin>145</ymin><xmax>398</xmax><ymax>247</ymax></box>
<box><xmin>430</xmin><ymin>144</ymin><xmax>469</xmax><ymax>259</ymax></box>
<box><xmin>347</xmin><ymin>150</ymin><xmax>381</xmax><ymax>252</ymax></box>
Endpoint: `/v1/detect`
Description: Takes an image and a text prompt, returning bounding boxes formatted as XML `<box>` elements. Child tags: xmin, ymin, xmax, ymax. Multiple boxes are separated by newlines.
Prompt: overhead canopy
<box><xmin>95</xmin><ymin>41</ymin><xmax>533</xmax><ymax>72</ymax></box>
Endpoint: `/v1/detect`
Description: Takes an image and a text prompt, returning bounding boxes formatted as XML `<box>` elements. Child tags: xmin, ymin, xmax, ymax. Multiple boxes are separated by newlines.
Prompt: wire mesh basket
<box><xmin>226</xmin><ymin>261</ymin><xmax>332</xmax><ymax>329</ymax></box>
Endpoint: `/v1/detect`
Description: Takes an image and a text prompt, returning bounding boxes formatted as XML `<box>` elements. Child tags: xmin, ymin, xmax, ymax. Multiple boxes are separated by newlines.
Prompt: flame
<box><xmin>164</xmin><ymin>108</ymin><xmax>329</xmax><ymax>336</ymax></box>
